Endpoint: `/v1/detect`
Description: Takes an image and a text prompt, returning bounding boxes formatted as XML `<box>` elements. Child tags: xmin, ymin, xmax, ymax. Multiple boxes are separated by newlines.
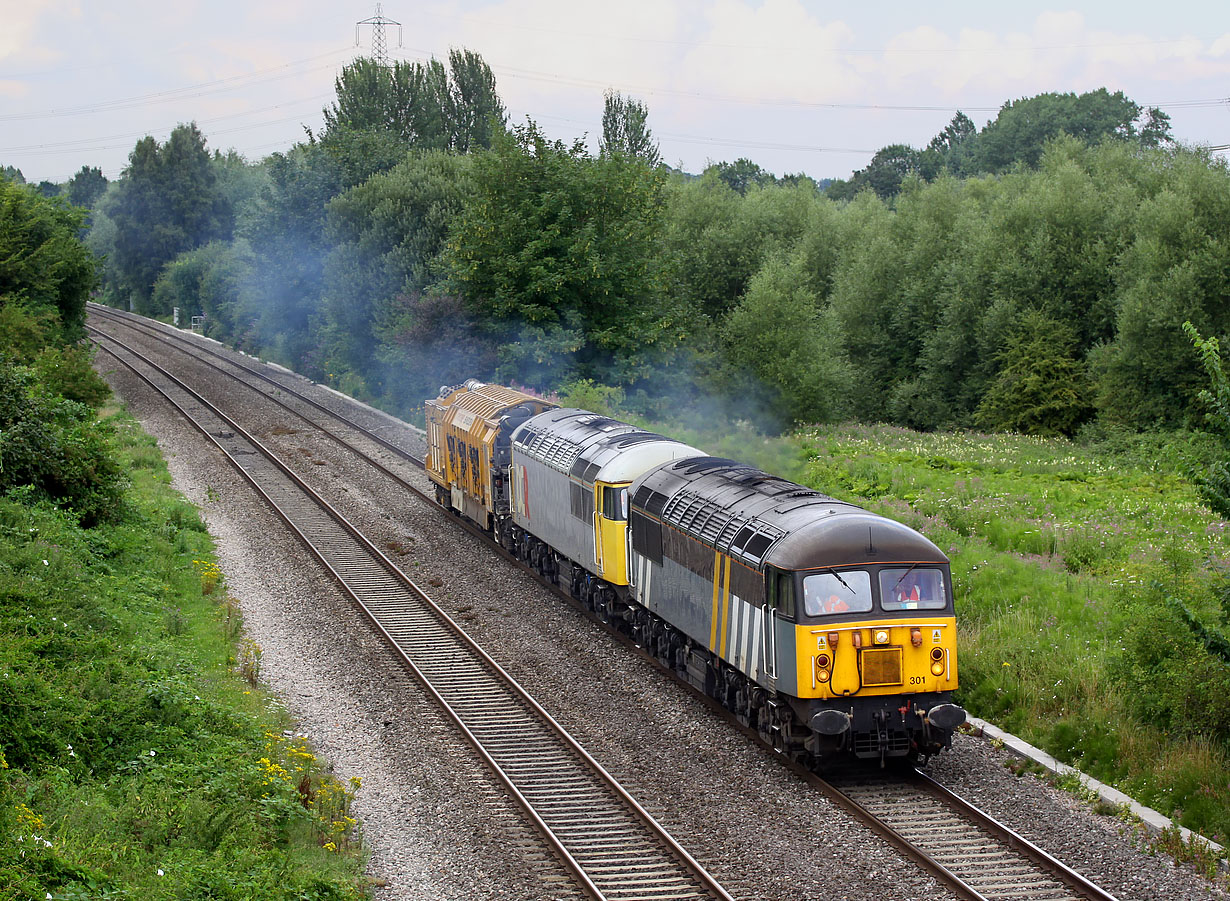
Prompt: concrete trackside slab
<box><xmin>966</xmin><ymin>716</ymin><xmax>1225</xmax><ymax>859</ymax></box>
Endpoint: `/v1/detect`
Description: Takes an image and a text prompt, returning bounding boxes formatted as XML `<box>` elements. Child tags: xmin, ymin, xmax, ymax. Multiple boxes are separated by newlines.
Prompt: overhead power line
<box><xmin>0</xmin><ymin>49</ymin><xmax>352</xmax><ymax>122</ymax></box>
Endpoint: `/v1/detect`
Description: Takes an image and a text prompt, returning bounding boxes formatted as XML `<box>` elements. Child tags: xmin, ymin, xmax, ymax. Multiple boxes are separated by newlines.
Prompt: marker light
<box><xmin>814</xmin><ymin>654</ymin><xmax>831</xmax><ymax>683</ymax></box>
<box><xmin>910</xmin><ymin>628</ymin><xmax>923</xmax><ymax>648</ymax></box>
<box><xmin>930</xmin><ymin>647</ymin><xmax>944</xmax><ymax>661</ymax></box>
<box><xmin>874</xmin><ymin>629</ymin><xmax>890</xmax><ymax>645</ymax></box>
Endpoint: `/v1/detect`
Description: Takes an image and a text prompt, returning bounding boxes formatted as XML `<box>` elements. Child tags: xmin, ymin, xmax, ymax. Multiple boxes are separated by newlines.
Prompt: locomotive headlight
<box><xmin>873</xmin><ymin>629</ymin><xmax>890</xmax><ymax>645</ymax></box>
<box><xmin>931</xmin><ymin>660</ymin><xmax>945</xmax><ymax>676</ymax></box>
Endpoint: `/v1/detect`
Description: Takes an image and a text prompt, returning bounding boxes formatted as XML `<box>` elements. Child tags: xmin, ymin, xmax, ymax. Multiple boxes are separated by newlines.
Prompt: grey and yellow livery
<box><xmin>427</xmin><ymin>381</ymin><xmax>966</xmax><ymax>765</ymax></box>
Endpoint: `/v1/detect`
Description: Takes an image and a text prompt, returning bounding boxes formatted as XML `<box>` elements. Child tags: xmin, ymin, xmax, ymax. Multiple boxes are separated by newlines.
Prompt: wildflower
<box><xmin>157</xmin><ymin>869</ymin><xmax>164</xmax><ymax>877</ymax></box>
<box><xmin>1003</xmin><ymin>662</ymin><xmax>1010</xmax><ymax>667</ymax></box>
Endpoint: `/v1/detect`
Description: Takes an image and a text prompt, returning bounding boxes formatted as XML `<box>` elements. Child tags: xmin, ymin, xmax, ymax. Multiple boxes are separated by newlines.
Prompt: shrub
<box><xmin>31</xmin><ymin>344</ymin><xmax>111</xmax><ymax>409</ymax></box>
<box><xmin>0</xmin><ymin>358</ymin><xmax>124</xmax><ymax>525</ymax></box>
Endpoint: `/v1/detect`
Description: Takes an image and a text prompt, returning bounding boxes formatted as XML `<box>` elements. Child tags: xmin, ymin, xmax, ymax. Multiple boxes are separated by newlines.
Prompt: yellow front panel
<box><xmin>795</xmin><ymin>617</ymin><xmax>959</xmax><ymax>700</ymax></box>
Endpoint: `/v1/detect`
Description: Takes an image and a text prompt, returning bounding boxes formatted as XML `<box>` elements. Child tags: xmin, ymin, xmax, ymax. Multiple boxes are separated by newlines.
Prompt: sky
<box><xmin>2</xmin><ymin>1</ymin><xmax>1228</xmax><ymax>185</ymax></box>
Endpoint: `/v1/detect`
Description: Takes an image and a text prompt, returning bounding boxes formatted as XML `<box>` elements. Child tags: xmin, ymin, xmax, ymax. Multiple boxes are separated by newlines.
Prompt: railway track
<box><xmin>89</xmin><ymin>306</ymin><xmax>1123</xmax><ymax>901</ymax></box>
<box><xmin>89</xmin><ymin>320</ymin><xmax>734</xmax><ymax>901</ymax></box>
<box><xmin>815</xmin><ymin>766</ymin><xmax>1120</xmax><ymax>901</ymax></box>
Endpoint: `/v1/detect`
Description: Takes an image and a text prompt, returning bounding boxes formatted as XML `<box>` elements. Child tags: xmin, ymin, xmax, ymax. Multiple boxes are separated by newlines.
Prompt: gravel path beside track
<box><xmin>95</xmin><ymin>329</ymin><xmax>1228</xmax><ymax>901</ymax></box>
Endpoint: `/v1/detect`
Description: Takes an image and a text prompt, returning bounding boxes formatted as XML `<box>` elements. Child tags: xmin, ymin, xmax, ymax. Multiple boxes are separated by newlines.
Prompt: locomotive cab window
<box><xmin>879</xmin><ymin>567</ymin><xmax>947</xmax><ymax>611</ymax></box>
<box><xmin>766</xmin><ymin>567</ymin><xmax>796</xmax><ymax>619</ymax></box>
<box><xmin>803</xmin><ymin>570</ymin><xmax>873</xmax><ymax>616</ymax></box>
<box><xmin>601</xmin><ymin>485</ymin><xmax>628</xmax><ymax>521</ymax></box>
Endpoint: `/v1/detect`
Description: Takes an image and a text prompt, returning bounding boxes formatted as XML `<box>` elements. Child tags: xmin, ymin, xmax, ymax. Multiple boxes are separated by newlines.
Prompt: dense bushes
<box><xmin>0</xmin><ymin>424</ymin><xmax>366</xmax><ymax>899</ymax></box>
<box><xmin>0</xmin><ymin>357</ymin><xmax>123</xmax><ymax>526</ymax></box>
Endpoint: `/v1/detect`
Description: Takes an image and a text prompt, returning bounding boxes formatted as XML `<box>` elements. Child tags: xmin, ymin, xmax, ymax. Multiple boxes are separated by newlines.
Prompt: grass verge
<box><xmin>0</xmin><ymin>405</ymin><xmax>368</xmax><ymax>900</ymax></box>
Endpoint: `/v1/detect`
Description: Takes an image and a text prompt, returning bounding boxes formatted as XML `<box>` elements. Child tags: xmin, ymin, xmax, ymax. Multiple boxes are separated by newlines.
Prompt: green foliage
<box><xmin>321</xmin><ymin>151</ymin><xmax>474</xmax><ymax>399</ymax></box>
<box><xmin>99</xmin><ymin>124</ymin><xmax>231</xmax><ymax>314</ymax></box>
<box><xmin>974</xmin><ymin>88</ymin><xmax>1163</xmax><ymax>173</ymax></box>
<box><xmin>321</xmin><ymin>51</ymin><xmax>505</xmax><ymax>154</ymax></box>
<box><xmin>0</xmin><ymin>358</ymin><xmax>124</xmax><ymax>526</ymax></box>
<box><xmin>152</xmin><ymin>240</ymin><xmax>253</xmax><ymax>343</ymax></box>
<box><xmin>556</xmin><ymin>378</ymin><xmax>626</xmax><ymax>417</ymax></box>
<box><xmin>1182</xmin><ymin>321</ymin><xmax>1230</xmax><ymax>517</ymax></box>
<box><xmin>0</xmin><ymin>413</ymin><xmax>366</xmax><ymax>899</ymax></box>
<box><xmin>0</xmin><ymin>179</ymin><xmax>98</xmax><ymax>341</ymax></box>
<box><xmin>446</xmin><ymin>118</ymin><xmax>671</xmax><ymax>388</ymax></box>
<box><xmin>31</xmin><ymin>344</ymin><xmax>111</xmax><ymax>409</ymax></box>
<box><xmin>975</xmin><ymin>310</ymin><xmax>1093</xmax><ymax>436</ymax></box>
<box><xmin>65</xmin><ymin>166</ymin><xmax>108</xmax><ymax>209</ymax></box>
<box><xmin>601</xmin><ymin>91</ymin><xmax>661</xmax><ymax>166</ymax></box>
<box><xmin>705</xmin><ymin>158</ymin><xmax>778</xmax><ymax>196</ymax></box>
<box><xmin>720</xmin><ymin>254</ymin><xmax>853</xmax><ymax>426</ymax></box>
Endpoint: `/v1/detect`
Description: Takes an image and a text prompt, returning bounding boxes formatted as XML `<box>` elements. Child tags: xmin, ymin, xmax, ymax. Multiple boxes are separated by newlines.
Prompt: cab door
<box><xmin>592</xmin><ymin>482</ymin><xmax>630</xmax><ymax>584</ymax></box>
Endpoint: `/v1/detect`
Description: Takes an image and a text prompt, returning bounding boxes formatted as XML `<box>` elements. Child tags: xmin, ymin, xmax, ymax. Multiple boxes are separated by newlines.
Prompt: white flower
<box><xmin>42</xmin><ymin>560</ymin><xmax>49</xmax><ymax>566</ymax></box>
<box><xmin>148</xmin><ymin>750</ymin><xmax>156</xmax><ymax>757</ymax></box>
<box><xmin>157</xmin><ymin>869</ymin><xmax>164</xmax><ymax>877</ymax></box>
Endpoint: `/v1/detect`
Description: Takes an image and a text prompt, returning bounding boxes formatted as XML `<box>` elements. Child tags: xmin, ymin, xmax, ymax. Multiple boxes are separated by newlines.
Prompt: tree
<box><xmin>66</xmin><ymin>166</ymin><xmax>108</xmax><ymax>209</ymax></box>
<box><xmin>1182</xmin><ymin>322</ymin><xmax>1230</xmax><ymax>518</ymax></box>
<box><xmin>720</xmin><ymin>254</ymin><xmax>852</xmax><ymax>427</ymax></box>
<box><xmin>1</xmin><ymin>166</ymin><xmax>24</xmax><ymax>183</ymax></box>
<box><xmin>236</xmin><ymin>142</ymin><xmax>342</xmax><ymax>370</ymax></box>
<box><xmin>445</xmin><ymin>118</ymin><xmax>670</xmax><ymax>387</ymax></box>
<box><xmin>706</xmin><ymin>158</ymin><xmax>776</xmax><ymax>195</ymax></box>
<box><xmin>921</xmin><ymin>112</ymin><xmax>978</xmax><ymax>178</ymax></box>
<box><xmin>1138</xmin><ymin>107</ymin><xmax>1173</xmax><ymax>149</ymax></box>
<box><xmin>975</xmin><ymin>89</ymin><xmax>1145</xmax><ymax>173</ymax></box>
<box><xmin>974</xmin><ymin>310</ymin><xmax>1093</xmax><ymax>436</ymax></box>
<box><xmin>100</xmin><ymin>123</ymin><xmax>231</xmax><ymax>313</ymax></box>
<box><xmin>321</xmin><ymin>50</ymin><xmax>506</xmax><ymax>154</ymax></box>
<box><xmin>0</xmin><ymin>178</ymin><xmax>97</xmax><ymax>342</ymax></box>
<box><xmin>320</xmin><ymin>151</ymin><xmax>474</xmax><ymax>397</ymax></box>
<box><xmin>600</xmin><ymin>90</ymin><xmax>661</xmax><ymax>166</ymax></box>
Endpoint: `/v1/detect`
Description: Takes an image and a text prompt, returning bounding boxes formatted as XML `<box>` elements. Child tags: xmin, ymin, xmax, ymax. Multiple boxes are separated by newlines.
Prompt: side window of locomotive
<box><xmin>879</xmin><ymin>567</ymin><xmax>947</xmax><ymax>611</ymax></box>
<box><xmin>767</xmin><ymin>569</ymin><xmax>796</xmax><ymax>619</ymax></box>
<box><xmin>601</xmin><ymin>486</ymin><xmax>628</xmax><ymax>521</ymax></box>
<box><xmin>803</xmin><ymin>571</ymin><xmax>873</xmax><ymax>616</ymax></box>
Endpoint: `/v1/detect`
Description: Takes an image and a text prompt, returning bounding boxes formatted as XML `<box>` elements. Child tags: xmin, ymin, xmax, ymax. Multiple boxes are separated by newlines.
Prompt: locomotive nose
<box><xmin>927</xmin><ymin>702</ymin><xmax>966</xmax><ymax>730</ymax></box>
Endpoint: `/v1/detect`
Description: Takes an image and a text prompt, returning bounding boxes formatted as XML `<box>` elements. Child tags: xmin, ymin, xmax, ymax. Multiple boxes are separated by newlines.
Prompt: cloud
<box><xmin>0</xmin><ymin>0</ymin><xmax>75</xmax><ymax>66</ymax></box>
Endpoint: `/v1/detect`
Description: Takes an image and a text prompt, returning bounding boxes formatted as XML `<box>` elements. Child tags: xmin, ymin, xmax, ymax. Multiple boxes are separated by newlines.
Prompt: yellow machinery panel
<box><xmin>795</xmin><ymin>617</ymin><xmax>959</xmax><ymax>700</ymax></box>
<box><xmin>425</xmin><ymin>381</ymin><xmax>554</xmax><ymax>527</ymax></box>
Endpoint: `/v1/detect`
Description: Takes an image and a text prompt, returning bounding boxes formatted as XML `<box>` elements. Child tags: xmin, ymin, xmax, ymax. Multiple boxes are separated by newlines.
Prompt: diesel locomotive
<box><xmin>426</xmin><ymin>380</ymin><xmax>966</xmax><ymax>765</ymax></box>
